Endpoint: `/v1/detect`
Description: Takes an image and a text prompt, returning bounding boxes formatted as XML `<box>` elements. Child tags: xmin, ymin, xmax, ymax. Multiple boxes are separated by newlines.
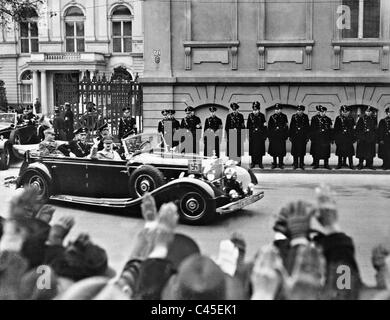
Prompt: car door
<box><xmin>43</xmin><ymin>157</ymin><xmax>89</xmax><ymax>196</ymax></box>
<box><xmin>85</xmin><ymin>159</ymin><xmax>130</xmax><ymax>198</ymax></box>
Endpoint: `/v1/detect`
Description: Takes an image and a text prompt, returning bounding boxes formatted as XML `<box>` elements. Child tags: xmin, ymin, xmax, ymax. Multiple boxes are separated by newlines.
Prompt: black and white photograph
<box><xmin>0</xmin><ymin>0</ymin><xmax>390</xmax><ymax>307</ymax></box>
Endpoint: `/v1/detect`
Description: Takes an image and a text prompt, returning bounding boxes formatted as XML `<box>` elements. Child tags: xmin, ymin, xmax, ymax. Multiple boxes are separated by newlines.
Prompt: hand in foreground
<box><xmin>0</xmin><ymin>220</ymin><xmax>29</xmax><ymax>252</ymax></box>
<box><xmin>36</xmin><ymin>205</ymin><xmax>56</xmax><ymax>223</ymax></box>
<box><xmin>281</xmin><ymin>201</ymin><xmax>314</xmax><ymax>240</ymax></box>
<box><xmin>251</xmin><ymin>245</ymin><xmax>285</xmax><ymax>300</ymax></box>
<box><xmin>141</xmin><ymin>193</ymin><xmax>158</xmax><ymax>228</ymax></box>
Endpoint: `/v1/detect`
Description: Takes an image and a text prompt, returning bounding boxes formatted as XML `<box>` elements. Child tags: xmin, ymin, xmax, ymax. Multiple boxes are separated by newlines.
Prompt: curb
<box><xmin>251</xmin><ymin>167</ymin><xmax>390</xmax><ymax>175</ymax></box>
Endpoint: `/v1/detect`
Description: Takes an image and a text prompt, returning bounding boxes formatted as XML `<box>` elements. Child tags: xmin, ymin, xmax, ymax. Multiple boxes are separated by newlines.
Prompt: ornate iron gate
<box><xmin>54</xmin><ymin>70</ymin><xmax>143</xmax><ymax>135</ymax></box>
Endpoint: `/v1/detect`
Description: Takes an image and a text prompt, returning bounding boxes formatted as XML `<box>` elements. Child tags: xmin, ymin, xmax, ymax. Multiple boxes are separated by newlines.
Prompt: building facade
<box><xmin>0</xmin><ymin>0</ymin><xmax>143</xmax><ymax>114</ymax></box>
<box><xmin>141</xmin><ymin>0</ymin><xmax>390</xmax><ymax>133</ymax></box>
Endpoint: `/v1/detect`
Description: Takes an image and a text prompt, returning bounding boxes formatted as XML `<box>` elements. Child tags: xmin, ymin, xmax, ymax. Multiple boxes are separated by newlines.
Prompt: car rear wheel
<box><xmin>178</xmin><ymin>190</ymin><xmax>216</xmax><ymax>225</ymax></box>
<box><xmin>23</xmin><ymin>172</ymin><xmax>50</xmax><ymax>202</ymax></box>
<box><xmin>0</xmin><ymin>147</ymin><xmax>11</xmax><ymax>170</ymax></box>
<box><xmin>129</xmin><ymin>165</ymin><xmax>165</xmax><ymax>198</ymax></box>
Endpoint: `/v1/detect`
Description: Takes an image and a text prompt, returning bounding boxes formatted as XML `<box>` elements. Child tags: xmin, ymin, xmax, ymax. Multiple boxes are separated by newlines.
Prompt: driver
<box><xmin>90</xmin><ymin>135</ymin><xmax>122</xmax><ymax>161</ymax></box>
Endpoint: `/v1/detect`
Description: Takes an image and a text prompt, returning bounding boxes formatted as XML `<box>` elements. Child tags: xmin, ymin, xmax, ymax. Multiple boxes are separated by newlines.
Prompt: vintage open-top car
<box><xmin>15</xmin><ymin>132</ymin><xmax>264</xmax><ymax>225</ymax></box>
<box><xmin>0</xmin><ymin>112</ymin><xmax>38</xmax><ymax>170</ymax></box>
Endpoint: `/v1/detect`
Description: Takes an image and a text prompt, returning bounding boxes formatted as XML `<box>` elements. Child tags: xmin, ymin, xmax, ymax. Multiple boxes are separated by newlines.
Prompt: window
<box><xmin>111</xmin><ymin>5</ymin><xmax>132</xmax><ymax>53</ymax></box>
<box><xmin>342</xmin><ymin>0</ymin><xmax>380</xmax><ymax>39</ymax></box>
<box><xmin>65</xmin><ymin>6</ymin><xmax>85</xmax><ymax>52</ymax></box>
<box><xmin>20</xmin><ymin>71</ymin><xmax>33</xmax><ymax>104</ymax></box>
<box><xmin>20</xmin><ymin>10</ymin><xmax>39</xmax><ymax>53</ymax></box>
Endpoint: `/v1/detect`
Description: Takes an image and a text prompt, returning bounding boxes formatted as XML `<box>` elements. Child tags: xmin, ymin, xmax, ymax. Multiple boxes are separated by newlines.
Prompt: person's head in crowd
<box><xmin>366</xmin><ymin>106</ymin><xmax>374</xmax><ymax>116</ymax></box>
<box><xmin>340</xmin><ymin>105</ymin><xmax>350</xmax><ymax>117</ymax></box>
<box><xmin>372</xmin><ymin>244</ymin><xmax>390</xmax><ymax>290</ymax></box>
<box><xmin>252</xmin><ymin>102</ymin><xmax>260</xmax><ymax>115</ymax></box>
<box><xmin>230</xmin><ymin>103</ymin><xmax>239</xmax><ymax>115</ymax></box>
<box><xmin>86</xmin><ymin>102</ymin><xmax>95</xmax><ymax>113</ymax></box>
<box><xmin>26</xmin><ymin>105</ymin><xmax>33</xmax><ymax>114</ymax></box>
<box><xmin>297</xmin><ymin>105</ymin><xmax>305</xmax><ymax>116</ymax></box>
<box><xmin>51</xmin><ymin>233</ymin><xmax>115</xmax><ymax>282</ymax></box>
<box><xmin>166</xmin><ymin>234</ymin><xmax>201</xmax><ymax>271</ymax></box>
<box><xmin>64</xmin><ymin>102</ymin><xmax>71</xmax><ymax>110</ymax></box>
<box><xmin>102</xmin><ymin>136</ymin><xmax>114</xmax><ymax>152</ymax></box>
<box><xmin>75</xmin><ymin>127</ymin><xmax>88</xmax><ymax>143</ymax></box>
<box><xmin>319</xmin><ymin>105</ymin><xmax>327</xmax><ymax>117</ymax></box>
<box><xmin>162</xmin><ymin>254</ymin><xmax>226</xmax><ymax>300</ymax></box>
<box><xmin>98</xmin><ymin>123</ymin><xmax>109</xmax><ymax>138</ymax></box>
<box><xmin>385</xmin><ymin>106</ymin><xmax>390</xmax><ymax>117</ymax></box>
<box><xmin>123</xmin><ymin>107</ymin><xmax>131</xmax><ymax>119</ymax></box>
<box><xmin>274</xmin><ymin>104</ymin><xmax>282</xmax><ymax>114</ymax></box>
<box><xmin>161</xmin><ymin>109</ymin><xmax>168</xmax><ymax>120</ymax></box>
<box><xmin>209</xmin><ymin>106</ymin><xmax>217</xmax><ymax>117</ymax></box>
<box><xmin>185</xmin><ymin>107</ymin><xmax>193</xmax><ymax>118</ymax></box>
<box><xmin>44</xmin><ymin>127</ymin><xmax>56</xmax><ymax>142</ymax></box>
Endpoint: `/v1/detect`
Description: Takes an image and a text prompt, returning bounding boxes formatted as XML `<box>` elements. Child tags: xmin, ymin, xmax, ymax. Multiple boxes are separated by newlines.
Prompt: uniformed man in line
<box><xmin>225</xmin><ymin>103</ymin><xmax>245</xmax><ymax>165</ymax></box>
<box><xmin>268</xmin><ymin>104</ymin><xmax>289</xmax><ymax>169</ymax></box>
<box><xmin>67</xmin><ymin>127</ymin><xmax>91</xmax><ymax>158</ymax></box>
<box><xmin>289</xmin><ymin>105</ymin><xmax>310</xmax><ymax>170</ymax></box>
<box><xmin>64</xmin><ymin>102</ymin><xmax>75</xmax><ymax>141</ymax></box>
<box><xmin>309</xmin><ymin>105</ymin><xmax>321</xmax><ymax>166</ymax></box>
<box><xmin>247</xmin><ymin>101</ymin><xmax>267</xmax><ymax>169</ymax></box>
<box><xmin>204</xmin><ymin>106</ymin><xmax>223</xmax><ymax>158</ymax></box>
<box><xmin>38</xmin><ymin>127</ymin><xmax>65</xmax><ymax>157</ymax></box>
<box><xmin>53</xmin><ymin>106</ymin><xmax>66</xmax><ymax>140</ymax></box>
<box><xmin>158</xmin><ymin>109</ymin><xmax>169</xmax><ymax>135</ymax></box>
<box><xmin>119</xmin><ymin>107</ymin><xmax>137</xmax><ymax>140</ymax></box>
<box><xmin>181</xmin><ymin>106</ymin><xmax>202</xmax><ymax>154</ymax></box>
<box><xmin>311</xmin><ymin>105</ymin><xmax>333</xmax><ymax>169</ymax></box>
<box><xmin>378</xmin><ymin>107</ymin><xmax>390</xmax><ymax>170</ymax></box>
<box><xmin>334</xmin><ymin>105</ymin><xmax>356</xmax><ymax>169</ymax></box>
<box><xmin>169</xmin><ymin>109</ymin><xmax>181</xmax><ymax>148</ymax></box>
<box><xmin>356</xmin><ymin>106</ymin><xmax>377</xmax><ymax>170</ymax></box>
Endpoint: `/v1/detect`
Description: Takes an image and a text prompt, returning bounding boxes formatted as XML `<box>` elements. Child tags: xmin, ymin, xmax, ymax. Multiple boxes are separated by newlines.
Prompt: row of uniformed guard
<box><xmin>157</xmin><ymin>103</ymin><xmax>390</xmax><ymax>170</ymax></box>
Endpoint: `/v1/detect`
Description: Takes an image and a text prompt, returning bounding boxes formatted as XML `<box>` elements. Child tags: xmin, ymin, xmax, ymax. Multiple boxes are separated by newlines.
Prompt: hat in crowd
<box><xmin>185</xmin><ymin>106</ymin><xmax>195</xmax><ymax>113</ymax></box>
<box><xmin>74</xmin><ymin>127</ymin><xmax>88</xmax><ymax>135</ymax></box>
<box><xmin>168</xmin><ymin>110</ymin><xmax>176</xmax><ymax>115</ymax></box>
<box><xmin>318</xmin><ymin>105</ymin><xmax>327</xmax><ymax>112</ymax></box>
<box><xmin>252</xmin><ymin>101</ymin><xmax>261</xmax><ymax>110</ymax></box>
<box><xmin>44</xmin><ymin>127</ymin><xmax>55</xmax><ymax>135</ymax></box>
<box><xmin>51</xmin><ymin>234</ymin><xmax>114</xmax><ymax>282</ymax></box>
<box><xmin>161</xmin><ymin>109</ymin><xmax>168</xmax><ymax>116</ymax></box>
<box><xmin>275</xmin><ymin>103</ymin><xmax>282</xmax><ymax>110</ymax></box>
<box><xmin>103</xmin><ymin>135</ymin><xmax>114</xmax><ymax>144</ymax></box>
<box><xmin>230</xmin><ymin>103</ymin><xmax>240</xmax><ymax>111</ymax></box>
<box><xmin>297</xmin><ymin>105</ymin><xmax>305</xmax><ymax>112</ymax></box>
<box><xmin>209</xmin><ymin>106</ymin><xmax>217</xmax><ymax>113</ymax></box>
<box><xmin>385</xmin><ymin>106</ymin><xmax>390</xmax><ymax>113</ymax></box>
<box><xmin>162</xmin><ymin>254</ymin><xmax>226</xmax><ymax>300</ymax></box>
<box><xmin>367</xmin><ymin>106</ymin><xmax>377</xmax><ymax>113</ymax></box>
<box><xmin>98</xmin><ymin>122</ymin><xmax>109</xmax><ymax>132</ymax></box>
<box><xmin>340</xmin><ymin>105</ymin><xmax>350</xmax><ymax>113</ymax></box>
<box><xmin>122</xmin><ymin>107</ymin><xmax>131</xmax><ymax>112</ymax></box>
<box><xmin>54</xmin><ymin>106</ymin><xmax>60</xmax><ymax>113</ymax></box>
<box><xmin>64</xmin><ymin>102</ymin><xmax>71</xmax><ymax>107</ymax></box>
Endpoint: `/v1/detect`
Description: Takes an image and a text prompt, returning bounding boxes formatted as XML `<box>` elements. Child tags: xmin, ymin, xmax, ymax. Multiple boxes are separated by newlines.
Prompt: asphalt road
<box><xmin>1</xmin><ymin>162</ymin><xmax>389</xmax><ymax>286</ymax></box>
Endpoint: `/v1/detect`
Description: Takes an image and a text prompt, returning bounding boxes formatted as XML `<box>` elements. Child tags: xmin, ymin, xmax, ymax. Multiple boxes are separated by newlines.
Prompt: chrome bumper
<box><xmin>216</xmin><ymin>191</ymin><xmax>264</xmax><ymax>214</ymax></box>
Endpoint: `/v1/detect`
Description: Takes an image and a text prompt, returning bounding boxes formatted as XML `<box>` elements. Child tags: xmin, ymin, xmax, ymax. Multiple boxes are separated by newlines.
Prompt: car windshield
<box><xmin>0</xmin><ymin>113</ymin><xmax>16</xmax><ymax>126</ymax></box>
<box><xmin>122</xmin><ymin>133</ymin><xmax>165</xmax><ymax>155</ymax></box>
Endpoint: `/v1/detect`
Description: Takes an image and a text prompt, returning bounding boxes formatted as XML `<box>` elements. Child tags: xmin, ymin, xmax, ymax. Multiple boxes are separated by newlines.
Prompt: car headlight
<box><xmin>224</xmin><ymin>167</ymin><xmax>237</xmax><ymax>180</ymax></box>
<box><xmin>206</xmin><ymin>171</ymin><xmax>216</xmax><ymax>182</ymax></box>
<box><xmin>229</xmin><ymin>190</ymin><xmax>239</xmax><ymax>200</ymax></box>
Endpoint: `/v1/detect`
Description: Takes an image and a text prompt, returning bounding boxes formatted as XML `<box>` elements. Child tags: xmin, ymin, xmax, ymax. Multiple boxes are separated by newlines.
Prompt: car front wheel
<box><xmin>129</xmin><ymin>165</ymin><xmax>165</xmax><ymax>198</ymax></box>
<box><xmin>178</xmin><ymin>190</ymin><xmax>216</xmax><ymax>225</ymax></box>
<box><xmin>0</xmin><ymin>148</ymin><xmax>11</xmax><ymax>170</ymax></box>
<box><xmin>23</xmin><ymin>172</ymin><xmax>50</xmax><ymax>202</ymax></box>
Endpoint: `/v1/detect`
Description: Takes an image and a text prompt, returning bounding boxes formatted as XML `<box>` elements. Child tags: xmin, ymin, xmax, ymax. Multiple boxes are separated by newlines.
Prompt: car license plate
<box><xmin>188</xmin><ymin>159</ymin><xmax>202</xmax><ymax>174</ymax></box>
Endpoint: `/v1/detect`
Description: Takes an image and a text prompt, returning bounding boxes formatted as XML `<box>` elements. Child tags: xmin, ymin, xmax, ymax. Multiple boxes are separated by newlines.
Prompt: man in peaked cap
<box><xmin>204</xmin><ymin>106</ymin><xmax>223</xmax><ymax>157</ymax></box>
<box><xmin>64</xmin><ymin>102</ymin><xmax>75</xmax><ymax>141</ymax></box>
<box><xmin>247</xmin><ymin>101</ymin><xmax>267</xmax><ymax>168</ymax></box>
<box><xmin>334</xmin><ymin>105</ymin><xmax>356</xmax><ymax>169</ymax></box>
<box><xmin>181</xmin><ymin>106</ymin><xmax>202</xmax><ymax>154</ymax></box>
<box><xmin>119</xmin><ymin>107</ymin><xmax>137</xmax><ymax>140</ymax></box>
<box><xmin>378</xmin><ymin>106</ymin><xmax>390</xmax><ymax>170</ymax></box>
<box><xmin>289</xmin><ymin>105</ymin><xmax>310</xmax><ymax>170</ymax></box>
<box><xmin>225</xmin><ymin>103</ymin><xmax>245</xmax><ymax>164</ymax></box>
<box><xmin>311</xmin><ymin>105</ymin><xmax>333</xmax><ymax>169</ymax></box>
<box><xmin>268</xmin><ymin>104</ymin><xmax>289</xmax><ymax>169</ymax></box>
<box><xmin>67</xmin><ymin>127</ymin><xmax>92</xmax><ymax>158</ymax></box>
<box><xmin>38</xmin><ymin>127</ymin><xmax>65</xmax><ymax>157</ymax></box>
<box><xmin>309</xmin><ymin>105</ymin><xmax>322</xmax><ymax>166</ymax></box>
<box><xmin>356</xmin><ymin>106</ymin><xmax>378</xmax><ymax>170</ymax></box>
<box><xmin>158</xmin><ymin>109</ymin><xmax>180</xmax><ymax>149</ymax></box>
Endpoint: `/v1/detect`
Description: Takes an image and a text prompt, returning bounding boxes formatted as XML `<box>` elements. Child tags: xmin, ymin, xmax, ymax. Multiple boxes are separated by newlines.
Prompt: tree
<box><xmin>0</xmin><ymin>0</ymin><xmax>43</xmax><ymax>27</ymax></box>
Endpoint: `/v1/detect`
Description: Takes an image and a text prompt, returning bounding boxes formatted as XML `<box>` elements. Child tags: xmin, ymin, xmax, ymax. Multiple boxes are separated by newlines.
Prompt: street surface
<box><xmin>1</xmin><ymin>162</ymin><xmax>389</xmax><ymax>286</ymax></box>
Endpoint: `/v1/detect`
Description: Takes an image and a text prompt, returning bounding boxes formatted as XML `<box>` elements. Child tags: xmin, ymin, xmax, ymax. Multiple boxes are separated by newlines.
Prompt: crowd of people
<box><xmin>158</xmin><ymin>103</ymin><xmax>390</xmax><ymax>170</ymax></box>
<box><xmin>0</xmin><ymin>184</ymin><xmax>389</xmax><ymax>300</ymax></box>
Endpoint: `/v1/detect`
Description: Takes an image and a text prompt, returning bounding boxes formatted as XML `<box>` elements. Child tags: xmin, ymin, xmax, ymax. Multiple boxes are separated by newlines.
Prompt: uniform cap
<box><xmin>340</xmin><ymin>105</ymin><xmax>350</xmax><ymax>113</ymax></box>
<box><xmin>385</xmin><ymin>107</ymin><xmax>390</xmax><ymax>113</ymax></box>
<box><xmin>185</xmin><ymin>106</ymin><xmax>195</xmax><ymax>113</ymax></box>
<box><xmin>98</xmin><ymin>123</ymin><xmax>109</xmax><ymax>132</ymax></box>
<box><xmin>367</xmin><ymin>106</ymin><xmax>377</xmax><ymax>113</ymax></box>
<box><xmin>168</xmin><ymin>109</ymin><xmax>176</xmax><ymax>115</ymax></box>
<box><xmin>252</xmin><ymin>101</ymin><xmax>260</xmax><ymax>110</ymax></box>
<box><xmin>161</xmin><ymin>109</ymin><xmax>168</xmax><ymax>116</ymax></box>
<box><xmin>209</xmin><ymin>106</ymin><xmax>217</xmax><ymax>112</ymax></box>
<box><xmin>275</xmin><ymin>103</ymin><xmax>282</xmax><ymax>110</ymax></box>
<box><xmin>318</xmin><ymin>105</ymin><xmax>327</xmax><ymax>112</ymax></box>
<box><xmin>122</xmin><ymin>107</ymin><xmax>131</xmax><ymax>112</ymax></box>
<box><xmin>74</xmin><ymin>127</ymin><xmax>88</xmax><ymax>135</ymax></box>
<box><xmin>230</xmin><ymin>103</ymin><xmax>239</xmax><ymax>110</ymax></box>
<box><xmin>297</xmin><ymin>105</ymin><xmax>305</xmax><ymax>111</ymax></box>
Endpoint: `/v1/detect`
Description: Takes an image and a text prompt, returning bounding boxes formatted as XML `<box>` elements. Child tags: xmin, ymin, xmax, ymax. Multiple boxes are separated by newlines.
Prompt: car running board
<box><xmin>50</xmin><ymin>195</ymin><xmax>140</xmax><ymax>208</ymax></box>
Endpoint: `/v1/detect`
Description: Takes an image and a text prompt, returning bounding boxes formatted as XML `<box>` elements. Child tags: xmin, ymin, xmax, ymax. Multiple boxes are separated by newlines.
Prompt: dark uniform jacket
<box><xmin>22</xmin><ymin>113</ymin><xmax>37</xmax><ymax>126</ymax></box>
<box><xmin>204</xmin><ymin>116</ymin><xmax>223</xmax><ymax>157</ymax></box>
<box><xmin>311</xmin><ymin>115</ymin><xmax>333</xmax><ymax>159</ymax></box>
<box><xmin>334</xmin><ymin>115</ymin><xmax>356</xmax><ymax>157</ymax></box>
<box><xmin>289</xmin><ymin>113</ymin><xmax>310</xmax><ymax>157</ymax></box>
<box><xmin>309</xmin><ymin>114</ymin><xmax>320</xmax><ymax>156</ymax></box>
<box><xmin>68</xmin><ymin>140</ymin><xmax>92</xmax><ymax>158</ymax></box>
<box><xmin>119</xmin><ymin>117</ymin><xmax>137</xmax><ymax>140</ymax></box>
<box><xmin>378</xmin><ymin>116</ymin><xmax>390</xmax><ymax>160</ymax></box>
<box><xmin>181</xmin><ymin>115</ymin><xmax>202</xmax><ymax>153</ymax></box>
<box><xmin>247</xmin><ymin>112</ymin><xmax>267</xmax><ymax>156</ymax></box>
<box><xmin>53</xmin><ymin>115</ymin><xmax>66</xmax><ymax>141</ymax></box>
<box><xmin>356</xmin><ymin>115</ymin><xmax>377</xmax><ymax>159</ymax></box>
<box><xmin>225</xmin><ymin>112</ymin><xmax>245</xmax><ymax>157</ymax></box>
<box><xmin>158</xmin><ymin>118</ymin><xmax>180</xmax><ymax>148</ymax></box>
<box><xmin>64</xmin><ymin>110</ymin><xmax>74</xmax><ymax>140</ymax></box>
<box><xmin>268</xmin><ymin>113</ymin><xmax>289</xmax><ymax>157</ymax></box>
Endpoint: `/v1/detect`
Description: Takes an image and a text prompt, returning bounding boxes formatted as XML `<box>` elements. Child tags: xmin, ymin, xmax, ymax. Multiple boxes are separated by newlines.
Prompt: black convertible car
<box><xmin>15</xmin><ymin>133</ymin><xmax>264</xmax><ymax>225</ymax></box>
<box><xmin>0</xmin><ymin>112</ymin><xmax>38</xmax><ymax>170</ymax></box>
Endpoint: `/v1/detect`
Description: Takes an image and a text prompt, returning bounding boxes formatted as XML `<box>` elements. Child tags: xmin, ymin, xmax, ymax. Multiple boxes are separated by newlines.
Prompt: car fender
<box><xmin>0</xmin><ymin>138</ymin><xmax>9</xmax><ymax>150</ymax></box>
<box><xmin>162</xmin><ymin>177</ymin><xmax>216</xmax><ymax>199</ymax></box>
<box><xmin>17</xmin><ymin>162</ymin><xmax>53</xmax><ymax>187</ymax></box>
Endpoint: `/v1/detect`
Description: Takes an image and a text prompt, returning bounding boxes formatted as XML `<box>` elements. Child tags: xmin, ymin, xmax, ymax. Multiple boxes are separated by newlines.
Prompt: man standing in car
<box><xmin>356</xmin><ymin>106</ymin><xmax>377</xmax><ymax>170</ymax></box>
<box><xmin>289</xmin><ymin>105</ymin><xmax>310</xmax><ymax>170</ymax></box>
<box><xmin>268</xmin><ymin>104</ymin><xmax>289</xmax><ymax>169</ymax></box>
<box><xmin>204</xmin><ymin>106</ymin><xmax>223</xmax><ymax>157</ymax></box>
<box><xmin>119</xmin><ymin>107</ymin><xmax>137</xmax><ymax>140</ymax></box>
<box><xmin>247</xmin><ymin>101</ymin><xmax>267</xmax><ymax>169</ymax></box>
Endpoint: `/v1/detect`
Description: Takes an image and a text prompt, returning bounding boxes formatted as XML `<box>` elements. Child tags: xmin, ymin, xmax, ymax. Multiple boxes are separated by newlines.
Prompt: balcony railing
<box><xmin>30</xmin><ymin>52</ymin><xmax>106</xmax><ymax>63</ymax></box>
<box><xmin>45</xmin><ymin>53</ymin><xmax>81</xmax><ymax>61</ymax></box>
